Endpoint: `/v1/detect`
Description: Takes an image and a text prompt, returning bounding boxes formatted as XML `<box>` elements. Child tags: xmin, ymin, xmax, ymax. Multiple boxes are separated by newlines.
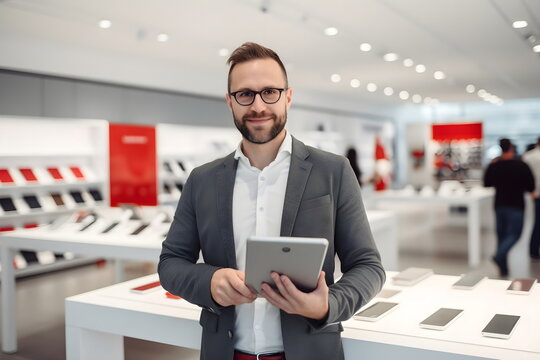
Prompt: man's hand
<box><xmin>210</xmin><ymin>268</ymin><xmax>257</xmax><ymax>307</ymax></box>
<box><xmin>261</xmin><ymin>271</ymin><xmax>329</xmax><ymax>320</ymax></box>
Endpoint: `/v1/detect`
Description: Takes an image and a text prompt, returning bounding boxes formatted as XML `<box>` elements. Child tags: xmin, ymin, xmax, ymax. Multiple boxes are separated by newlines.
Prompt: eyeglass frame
<box><xmin>229</xmin><ymin>88</ymin><xmax>287</xmax><ymax>106</ymax></box>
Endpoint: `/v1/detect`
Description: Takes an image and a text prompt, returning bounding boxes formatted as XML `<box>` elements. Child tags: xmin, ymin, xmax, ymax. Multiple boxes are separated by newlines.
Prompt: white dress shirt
<box><xmin>523</xmin><ymin>147</ymin><xmax>540</xmax><ymax>194</ymax></box>
<box><xmin>232</xmin><ymin>131</ymin><xmax>292</xmax><ymax>354</ymax></box>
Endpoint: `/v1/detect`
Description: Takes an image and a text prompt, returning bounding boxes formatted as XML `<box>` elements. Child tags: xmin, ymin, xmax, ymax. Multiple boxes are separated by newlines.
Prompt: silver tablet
<box><xmin>245</xmin><ymin>236</ymin><xmax>328</xmax><ymax>294</ymax></box>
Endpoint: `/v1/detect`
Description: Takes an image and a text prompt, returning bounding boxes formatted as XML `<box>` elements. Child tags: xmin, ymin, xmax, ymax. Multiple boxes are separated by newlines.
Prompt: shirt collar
<box><xmin>234</xmin><ymin>130</ymin><xmax>292</xmax><ymax>163</ymax></box>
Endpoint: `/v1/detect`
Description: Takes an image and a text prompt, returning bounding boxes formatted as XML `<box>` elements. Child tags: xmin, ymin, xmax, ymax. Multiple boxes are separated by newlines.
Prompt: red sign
<box><xmin>109</xmin><ymin>124</ymin><xmax>157</xmax><ymax>207</ymax></box>
<box><xmin>432</xmin><ymin>122</ymin><xmax>483</xmax><ymax>142</ymax></box>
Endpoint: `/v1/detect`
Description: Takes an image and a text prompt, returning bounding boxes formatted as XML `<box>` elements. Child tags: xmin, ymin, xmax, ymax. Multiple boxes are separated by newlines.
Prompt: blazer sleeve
<box><xmin>158</xmin><ymin>169</ymin><xmax>224</xmax><ymax>313</ymax></box>
<box><xmin>322</xmin><ymin>158</ymin><xmax>386</xmax><ymax>326</ymax></box>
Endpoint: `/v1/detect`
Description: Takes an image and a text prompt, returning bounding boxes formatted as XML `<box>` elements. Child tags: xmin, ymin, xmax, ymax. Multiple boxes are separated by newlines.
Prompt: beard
<box><xmin>233</xmin><ymin>108</ymin><xmax>287</xmax><ymax>144</ymax></box>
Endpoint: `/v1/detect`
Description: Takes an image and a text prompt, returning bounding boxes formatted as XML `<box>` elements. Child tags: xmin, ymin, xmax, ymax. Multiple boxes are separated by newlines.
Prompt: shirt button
<box><xmin>228</xmin><ymin>330</ymin><xmax>233</xmax><ymax>339</ymax></box>
<box><xmin>254</xmin><ymin>324</ymin><xmax>261</xmax><ymax>330</ymax></box>
<box><xmin>260</xmin><ymin>176</ymin><xmax>265</xmax><ymax>181</ymax></box>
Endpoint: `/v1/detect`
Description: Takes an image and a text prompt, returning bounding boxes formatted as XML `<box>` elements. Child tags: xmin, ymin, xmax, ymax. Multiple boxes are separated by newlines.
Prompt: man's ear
<box><xmin>225</xmin><ymin>93</ymin><xmax>232</xmax><ymax>110</ymax></box>
<box><xmin>285</xmin><ymin>87</ymin><xmax>293</xmax><ymax>110</ymax></box>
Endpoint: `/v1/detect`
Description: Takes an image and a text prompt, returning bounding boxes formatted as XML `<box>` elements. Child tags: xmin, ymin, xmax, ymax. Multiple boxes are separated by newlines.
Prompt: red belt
<box><xmin>233</xmin><ymin>350</ymin><xmax>286</xmax><ymax>360</ymax></box>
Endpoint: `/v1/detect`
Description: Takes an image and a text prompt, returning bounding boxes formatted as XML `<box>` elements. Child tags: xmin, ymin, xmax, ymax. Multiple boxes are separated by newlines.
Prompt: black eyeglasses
<box><xmin>229</xmin><ymin>88</ymin><xmax>286</xmax><ymax>106</ymax></box>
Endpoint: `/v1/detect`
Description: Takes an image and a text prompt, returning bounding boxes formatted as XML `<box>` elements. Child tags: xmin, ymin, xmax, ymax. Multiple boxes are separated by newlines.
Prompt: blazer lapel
<box><xmin>281</xmin><ymin>137</ymin><xmax>312</xmax><ymax>237</ymax></box>
<box><xmin>216</xmin><ymin>153</ymin><xmax>239</xmax><ymax>269</ymax></box>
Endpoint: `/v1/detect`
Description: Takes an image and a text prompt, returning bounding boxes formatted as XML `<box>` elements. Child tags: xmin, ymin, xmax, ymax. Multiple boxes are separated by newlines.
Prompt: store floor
<box><xmin>2</xmin><ymin>205</ymin><xmax>539</xmax><ymax>360</ymax></box>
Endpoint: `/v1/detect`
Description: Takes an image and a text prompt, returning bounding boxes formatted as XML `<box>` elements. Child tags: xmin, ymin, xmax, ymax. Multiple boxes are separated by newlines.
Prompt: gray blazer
<box><xmin>159</xmin><ymin>137</ymin><xmax>385</xmax><ymax>360</ymax></box>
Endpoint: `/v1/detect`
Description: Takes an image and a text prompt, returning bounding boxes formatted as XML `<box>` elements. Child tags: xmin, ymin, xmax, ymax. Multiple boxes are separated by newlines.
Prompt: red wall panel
<box><xmin>109</xmin><ymin>124</ymin><xmax>157</xmax><ymax>207</ymax></box>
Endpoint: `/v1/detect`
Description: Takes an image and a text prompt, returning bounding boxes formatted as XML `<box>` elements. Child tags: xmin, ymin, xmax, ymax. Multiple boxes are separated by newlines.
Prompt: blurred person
<box><xmin>484</xmin><ymin>138</ymin><xmax>535</xmax><ymax>277</ymax></box>
<box><xmin>345</xmin><ymin>147</ymin><xmax>363</xmax><ymax>186</ymax></box>
<box><xmin>158</xmin><ymin>42</ymin><xmax>385</xmax><ymax>360</ymax></box>
<box><xmin>523</xmin><ymin>137</ymin><xmax>540</xmax><ymax>259</ymax></box>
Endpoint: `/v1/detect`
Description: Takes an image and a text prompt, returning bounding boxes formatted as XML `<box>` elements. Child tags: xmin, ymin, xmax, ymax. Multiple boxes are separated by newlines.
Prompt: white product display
<box><xmin>65</xmin><ymin>272</ymin><xmax>540</xmax><ymax>360</ymax></box>
<box><xmin>368</xmin><ymin>188</ymin><xmax>494</xmax><ymax>266</ymax></box>
<box><xmin>0</xmin><ymin>205</ymin><xmax>173</xmax><ymax>353</ymax></box>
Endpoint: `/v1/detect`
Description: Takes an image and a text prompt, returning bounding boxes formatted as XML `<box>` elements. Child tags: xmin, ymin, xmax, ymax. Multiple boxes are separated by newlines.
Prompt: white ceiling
<box><xmin>1</xmin><ymin>0</ymin><xmax>540</xmax><ymax>108</ymax></box>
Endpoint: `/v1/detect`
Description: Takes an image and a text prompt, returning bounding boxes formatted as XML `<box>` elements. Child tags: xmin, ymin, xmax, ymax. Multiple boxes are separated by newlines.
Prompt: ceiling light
<box><xmin>433</xmin><ymin>71</ymin><xmax>445</xmax><ymax>80</ymax></box>
<box><xmin>366</xmin><ymin>83</ymin><xmax>377</xmax><ymax>92</ymax></box>
<box><xmin>324</xmin><ymin>27</ymin><xmax>338</xmax><ymax>36</ymax></box>
<box><xmin>383</xmin><ymin>87</ymin><xmax>394</xmax><ymax>96</ymax></box>
<box><xmin>359</xmin><ymin>43</ymin><xmax>372</xmax><ymax>52</ymax></box>
<box><xmin>431</xmin><ymin>99</ymin><xmax>440</xmax><ymax>105</ymax></box>
<box><xmin>98</xmin><ymin>20</ymin><xmax>112</xmax><ymax>29</ymax></box>
<box><xmin>466</xmin><ymin>84</ymin><xmax>476</xmax><ymax>93</ymax></box>
<box><xmin>415</xmin><ymin>64</ymin><xmax>426</xmax><ymax>73</ymax></box>
<box><xmin>477</xmin><ymin>89</ymin><xmax>487</xmax><ymax>97</ymax></box>
<box><xmin>399</xmin><ymin>90</ymin><xmax>409</xmax><ymax>100</ymax></box>
<box><xmin>412</xmin><ymin>94</ymin><xmax>422</xmax><ymax>103</ymax></box>
<box><xmin>512</xmin><ymin>20</ymin><xmax>528</xmax><ymax>29</ymax></box>
<box><xmin>533</xmin><ymin>44</ymin><xmax>540</xmax><ymax>53</ymax></box>
<box><xmin>383</xmin><ymin>53</ymin><xmax>399</xmax><ymax>62</ymax></box>
<box><xmin>218</xmin><ymin>48</ymin><xmax>229</xmax><ymax>57</ymax></box>
<box><xmin>527</xmin><ymin>35</ymin><xmax>537</xmax><ymax>44</ymax></box>
<box><xmin>350</xmin><ymin>79</ymin><xmax>361</xmax><ymax>88</ymax></box>
<box><xmin>424</xmin><ymin>97</ymin><xmax>432</xmax><ymax>104</ymax></box>
<box><xmin>157</xmin><ymin>33</ymin><xmax>169</xmax><ymax>42</ymax></box>
<box><xmin>403</xmin><ymin>58</ymin><xmax>414</xmax><ymax>67</ymax></box>
<box><xmin>330</xmin><ymin>74</ymin><xmax>341</xmax><ymax>83</ymax></box>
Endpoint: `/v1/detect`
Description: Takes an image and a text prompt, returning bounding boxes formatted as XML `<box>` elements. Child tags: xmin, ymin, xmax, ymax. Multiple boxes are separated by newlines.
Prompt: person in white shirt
<box><xmin>523</xmin><ymin>137</ymin><xmax>540</xmax><ymax>259</ymax></box>
<box><xmin>158</xmin><ymin>42</ymin><xmax>385</xmax><ymax>360</ymax></box>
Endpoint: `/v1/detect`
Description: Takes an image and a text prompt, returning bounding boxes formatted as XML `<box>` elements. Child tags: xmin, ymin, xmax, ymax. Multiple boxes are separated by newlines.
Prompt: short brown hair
<box><xmin>226</xmin><ymin>42</ymin><xmax>288</xmax><ymax>92</ymax></box>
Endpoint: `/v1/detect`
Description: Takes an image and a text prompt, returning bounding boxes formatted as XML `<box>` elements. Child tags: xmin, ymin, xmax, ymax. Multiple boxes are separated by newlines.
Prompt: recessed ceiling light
<box><xmin>477</xmin><ymin>89</ymin><xmax>487</xmax><ymax>97</ymax></box>
<box><xmin>350</xmin><ymin>79</ymin><xmax>361</xmax><ymax>88</ymax></box>
<box><xmin>466</xmin><ymin>84</ymin><xmax>476</xmax><ymax>93</ymax></box>
<box><xmin>98</xmin><ymin>20</ymin><xmax>112</xmax><ymax>29</ymax></box>
<box><xmin>331</xmin><ymin>74</ymin><xmax>342</xmax><ymax>83</ymax></box>
<box><xmin>424</xmin><ymin>97</ymin><xmax>432</xmax><ymax>104</ymax></box>
<box><xmin>366</xmin><ymin>83</ymin><xmax>377</xmax><ymax>92</ymax></box>
<box><xmin>533</xmin><ymin>44</ymin><xmax>540</xmax><ymax>53</ymax></box>
<box><xmin>218</xmin><ymin>48</ymin><xmax>229</xmax><ymax>57</ymax></box>
<box><xmin>412</xmin><ymin>94</ymin><xmax>422</xmax><ymax>103</ymax></box>
<box><xmin>527</xmin><ymin>35</ymin><xmax>537</xmax><ymax>44</ymax></box>
<box><xmin>415</xmin><ymin>64</ymin><xmax>426</xmax><ymax>73</ymax></box>
<box><xmin>383</xmin><ymin>87</ymin><xmax>394</xmax><ymax>96</ymax></box>
<box><xmin>383</xmin><ymin>53</ymin><xmax>399</xmax><ymax>62</ymax></box>
<box><xmin>360</xmin><ymin>43</ymin><xmax>372</xmax><ymax>52</ymax></box>
<box><xmin>324</xmin><ymin>27</ymin><xmax>338</xmax><ymax>36</ymax></box>
<box><xmin>512</xmin><ymin>20</ymin><xmax>528</xmax><ymax>29</ymax></box>
<box><xmin>433</xmin><ymin>71</ymin><xmax>445</xmax><ymax>80</ymax></box>
<box><xmin>403</xmin><ymin>58</ymin><xmax>414</xmax><ymax>67</ymax></box>
<box><xmin>157</xmin><ymin>33</ymin><xmax>169</xmax><ymax>42</ymax></box>
<box><xmin>399</xmin><ymin>90</ymin><xmax>409</xmax><ymax>100</ymax></box>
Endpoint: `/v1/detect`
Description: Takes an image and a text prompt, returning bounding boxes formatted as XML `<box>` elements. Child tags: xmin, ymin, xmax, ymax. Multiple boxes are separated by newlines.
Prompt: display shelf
<box><xmin>0</xmin><ymin>116</ymin><xmax>110</xmax><ymax>297</ymax></box>
<box><xmin>14</xmin><ymin>256</ymin><xmax>100</xmax><ymax>278</ymax></box>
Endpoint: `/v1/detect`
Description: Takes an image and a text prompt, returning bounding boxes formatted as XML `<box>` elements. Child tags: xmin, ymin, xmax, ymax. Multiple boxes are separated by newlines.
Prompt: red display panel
<box><xmin>19</xmin><ymin>168</ymin><xmax>38</xmax><ymax>182</ymax></box>
<box><xmin>432</xmin><ymin>123</ymin><xmax>483</xmax><ymax>142</ymax></box>
<box><xmin>109</xmin><ymin>124</ymin><xmax>157</xmax><ymax>207</ymax></box>
<box><xmin>69</xmin><ymin>166</ymin><xmax>85</xmax><ymax>179</ymax></box>
<box><xmin>47</xmin><ymin>167</ymin><xmax>64</xmax><ymax>180</ymax></box>
<box><xmin>0</xmin><ymin>169</ymin><xmax>15</xmax><ymax>183</ymax></box>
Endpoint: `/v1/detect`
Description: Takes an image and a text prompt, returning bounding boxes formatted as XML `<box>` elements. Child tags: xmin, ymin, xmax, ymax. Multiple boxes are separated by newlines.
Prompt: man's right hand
<box><xmin>210</xmin><ymin>268</ymin><xmax>257</xmax><ymax>307</ymax></box>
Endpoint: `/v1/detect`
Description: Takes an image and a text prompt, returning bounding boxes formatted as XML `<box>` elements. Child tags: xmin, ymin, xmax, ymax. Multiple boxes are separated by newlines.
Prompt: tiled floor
<box><xmin>1</xmin><ymin>203</ymin><xmax>538</xmax><ymax>360</ymax></box>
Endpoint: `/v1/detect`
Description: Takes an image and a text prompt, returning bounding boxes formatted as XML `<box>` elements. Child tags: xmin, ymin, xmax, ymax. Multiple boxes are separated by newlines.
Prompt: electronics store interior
<box><xmin>1</xmin><ymin>1</ymin><xmax>540</xmax><ymax>360</ymax></box>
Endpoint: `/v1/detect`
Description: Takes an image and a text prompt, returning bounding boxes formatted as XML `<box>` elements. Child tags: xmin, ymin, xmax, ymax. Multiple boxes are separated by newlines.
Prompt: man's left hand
<box><xmin>261</xmin><ymin>271</ymin><xmax>329</xmax><ymax>320</ymax></box>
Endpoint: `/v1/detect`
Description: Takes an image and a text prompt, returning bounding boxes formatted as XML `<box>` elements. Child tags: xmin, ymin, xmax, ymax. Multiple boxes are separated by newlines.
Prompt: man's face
<box><xmin>226</xmin><ymin>58</ymin><xmax>292</xmax><ymax>144</ymax></box>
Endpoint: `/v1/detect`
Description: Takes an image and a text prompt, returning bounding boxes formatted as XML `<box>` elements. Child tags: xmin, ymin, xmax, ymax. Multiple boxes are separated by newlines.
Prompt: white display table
<box><xmin>369</xmin><ymin>190</ymin><xmax>494</xmax><ymax>267</ymax></box>
<box><xmin>0</xmin><ymin>229</ymin><xmax>162</xmax><ymax>353</ymax></box>
<box><xmin>65</xmin><ymin>272</ymin><xmax>539</xmax><ymax>360</ymax></box>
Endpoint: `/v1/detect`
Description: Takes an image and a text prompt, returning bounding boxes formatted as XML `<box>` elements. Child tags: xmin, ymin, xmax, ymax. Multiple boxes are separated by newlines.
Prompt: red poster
<box><xmin>109</xmin><ymin>124</ymin><xmax>157</xmax><ymax>207</ymax></box>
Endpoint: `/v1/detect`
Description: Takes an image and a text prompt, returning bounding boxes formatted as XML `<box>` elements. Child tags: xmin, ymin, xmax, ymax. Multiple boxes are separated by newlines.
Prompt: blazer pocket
<box><xmin>299</xmin><ymin>194</ymin><xmax>331</xmax><ymax>212</ymax></box>
<box><xmin>199</xmin><ymin>309</ymin><xmax>218</xmax><ymax>333</ymax></box>
<box><xmin>308</xmin><ymin>322</ymin><xmax>343</xmax><ymax>334</ymax></box>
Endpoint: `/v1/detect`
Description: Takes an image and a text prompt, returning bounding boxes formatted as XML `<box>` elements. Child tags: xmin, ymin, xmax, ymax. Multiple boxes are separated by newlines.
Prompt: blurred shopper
<box><xmin>346</xmin><ymin>147</ymin><xmax>363</xmax><ymax>186</ymax></box>
<box><xmin>158</xmin><ymin>42</ymin><xmax>385</xmax><ymax>360</ymax></box>
<box><xmin>523</xmin><ymin>137</ymin><xmax>540</xmax><ymax>259</ymax></box>
<box><xmin>484</xmin><ymin>138</ymin><xmax>535</xmax><ymax>276</ymax></box>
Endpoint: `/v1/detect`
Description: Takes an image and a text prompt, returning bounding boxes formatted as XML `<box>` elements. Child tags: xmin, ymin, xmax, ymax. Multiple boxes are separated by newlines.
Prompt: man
<box><xmin>523</xmin><ymin>137</ymin><xmax>540</xmax><ymax>259</ymax></box>
<box><xmin>158</xmin><ymin>42</ymin><xmax>385</xmax><ymax>360</ymax></box>
<box><xmin>484</xmin><ymin>138</ymin><xmax>535</xmax><ymax>277</ymax></box>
